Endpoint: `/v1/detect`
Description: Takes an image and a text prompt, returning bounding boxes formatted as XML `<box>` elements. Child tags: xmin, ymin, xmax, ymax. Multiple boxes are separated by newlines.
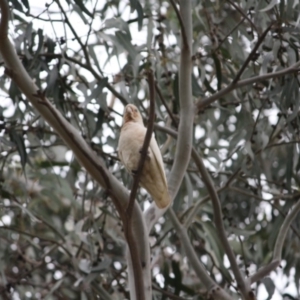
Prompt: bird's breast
<box><xmin>118</xmin><ymin>123</ymin><xmax>147</xmax><ymax>172</ymax></box>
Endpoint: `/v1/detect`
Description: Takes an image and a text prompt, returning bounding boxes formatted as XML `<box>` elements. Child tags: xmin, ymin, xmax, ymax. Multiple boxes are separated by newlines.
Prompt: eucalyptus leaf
<box><xmin>9</xmin><ymin>130</ymin><xmax>27</xmax><ymax>169</ymax></box>
<box><xmin>261</xmin><ymin>277</ymin><xmax>275</xmax><ymax>300</ymax></box>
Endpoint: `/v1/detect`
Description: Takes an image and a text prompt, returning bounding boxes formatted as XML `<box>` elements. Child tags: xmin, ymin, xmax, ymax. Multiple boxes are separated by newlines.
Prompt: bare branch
<box><xmin>144</xmin><ymin>0</ymin><xmax>194</xmax><ymax>232</ymax></box>
<box><xmin>155</xmin><ymin>82</ymin><xmax>178</xmax><ymax>126</ymax></box>
<box><xmin>250</xmin><ymin>260</ymin><xmax>280</xmax><ymax>284</ymax></box>
<box><xmin>190</xmin><ymin>149</ymin><xmax>250</xmax><ymax>298</ymax></box>
<box><xmin>168</xmin><ymin>0</ymin><xmax>193</xmax><ymax>201</ymax></box>
<box><xmin>214</xmin><ymin>17</ymin><xmax>245</xmax><ymax>52</ymax></box>
<box><xmin>197</xmin><ymin>61</ymin><xmax>300</xmax><ymax>112</ymax></box>
<box><xmin>227</xmin><ymin>0</ymin><xmax>258</xmax><ymax>34</ymax></box>
<box><xmin>169</xmin><ymin>0</ymin><xmax>188</xmax><ymax>49</ymax></box>
<box><xmin>232</xmin><ymin>22</ymin><xmax>274</xmax><ymax>85</ymax></box>
<box><xmin>65</xmin><ymin>54</ymin><xmax>129</xmax><ymax>106</ymax></box>
<box><xmin>55</xmin><ymin>0</ymin><xmax>92</xmax><ymax>67</ymax></box>
<box><xmin>168</xmin><ymin>209</ymin><xmax>233</xmax><ymax>300</ymax></box>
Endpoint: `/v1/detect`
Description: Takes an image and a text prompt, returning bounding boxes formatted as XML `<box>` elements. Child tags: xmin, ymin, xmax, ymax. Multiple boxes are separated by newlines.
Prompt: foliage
<box><xmin>0</xmin><ymin>0</ymin><xmax>300</xmax><ymax>299</ymax></box>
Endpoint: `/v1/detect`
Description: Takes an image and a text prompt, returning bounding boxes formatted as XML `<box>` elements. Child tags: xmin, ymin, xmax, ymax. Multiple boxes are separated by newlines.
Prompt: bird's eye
<box><xmin>134</xmin><ymin>109</ymin><xmax>138</xmax><ymax>112</ymax></box>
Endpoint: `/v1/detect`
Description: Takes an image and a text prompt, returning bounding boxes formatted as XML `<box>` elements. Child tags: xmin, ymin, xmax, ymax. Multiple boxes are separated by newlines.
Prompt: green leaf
<box><xmin>115</xmin><ymin>31</ymin><xmax>138</xmax><ymax>59</ymax></box>
<box><xmin>171</xmin><ymin>260</ymin><xmax>182</xmax><ymax>295</ymax></box>
<box><xmin>93</xmin><ymin>107</ymin><xmax>105</xmax><ymax>136</ymax></box>
<box><xmin>212</xmin><ymin>53</ymin><xmax>222</xmax><ymax>90</ymax></box>
<box><xmin>9</xmin><ymin>0</ymin><xmax>23</xmax><ymax>12</ymax></box>
<box><xmin>9</xmin><ymin>130</ymin><xmax>27</xmax><ymax>169</ymax></box>
<box><xmin>20</xmin><ymin>0</ymin><xmax>29</xmax><ymax>11</ymax></box>
<box><xmin>172</xmin><ymin>72</ymin><xmax>180</xmax><ymax>112</ymax></box>
<box><xmin>73</xmin><ymin>0</ymin><xmax>93</xmax><ymax>17</ymax></box>
<box><xmin>46</xmin><ymin>65</ymin><xmax>59</xmax><ymax>95</ymax></box>
<box><xmin>135</xmin><ymin>1</ymin><xmax>144</xmax><ymax>30</ymax></box>
<box><xmin>260</xmin><ymin>0</ymin><xmax>278</xmax><ymax>12</ymax></box>
<box><xmin>44</xmin><ymin>279</ymin><xmax>64</xmax><ymax>299</ymax></box>
<box><xmin>34</xmin><ymin>28</ymin><xmax>44</xmax><ymax>57</ymax></box>
<box><xmin>286</xmin><ymin>144</ymin><xmax>294</xmax><ymax>192</ymax></box>
<box><xmin>8</xmin><ymin>81</ymin><xmax>21</xmax><ymax>103</ymax></box>
<box><xmin>262</xmin><ymin>277</ymin><xmax>275</xmax><ymax>300</ymax></box>
<box><xmin>104</xmin><ymin>18</ymin><xmax>130</xmax><ymax>33</ymax></box>
<box><xmin>184</xmin><ymin>174</ymin><xmax>193</xmax><ymax>207</ymax></box>
<box><xmin>91</xmin><ymin>257</ymin><xmax>112</xmax><ymax>273</ymax></box>
<box><xmin>129</xmin><ymin>0</ymin><xmax>144</xmax><ymax>28</ymax></box>
<box><xmin>88</xmin><ymin>78</ymin><xmax>108</xmax><ymax>106</ymax></box>
<box><xmin>192</xmin><ymin>73</ymin><xmax>203</xmax><ymax>97</ymax></box>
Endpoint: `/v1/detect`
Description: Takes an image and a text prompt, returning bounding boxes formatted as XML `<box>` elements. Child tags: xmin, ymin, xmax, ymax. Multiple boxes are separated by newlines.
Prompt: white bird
<box><xmin>118</xmin><ymin>104</ymin><xmax>170</xmax><ymax>209</ymax></box>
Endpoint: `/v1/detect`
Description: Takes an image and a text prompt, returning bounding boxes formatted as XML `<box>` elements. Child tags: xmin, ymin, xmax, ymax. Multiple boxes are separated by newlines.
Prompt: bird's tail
<box><xmin>154</xmin><ymin>188</ymin><xmax>171</xmax><ymax>209</ymax></box>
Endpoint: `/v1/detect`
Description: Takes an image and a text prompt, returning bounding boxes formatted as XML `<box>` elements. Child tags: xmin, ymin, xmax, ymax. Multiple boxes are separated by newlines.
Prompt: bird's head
<box><xmin>123</xmin><ymin>104</ymin><xmax>143</xmax><ymax>125</ymax></box>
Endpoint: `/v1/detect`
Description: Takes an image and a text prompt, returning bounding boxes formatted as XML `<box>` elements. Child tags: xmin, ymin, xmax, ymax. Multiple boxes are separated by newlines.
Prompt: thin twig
<box><xmin>169</xmin><ymin>0</ymin><xmax>188</xmax><ymax>49</ymax></box>
<box><xmin>1</xmin><ymin>226</ymin><xmax>73</xmax><ymax>257</ymax></box>
<box><xmin>189</xmin><ymin>149</ymin><xmax>249</xmax><ymax>298</ymax></box>
<box><xmin>197</xmin><ymin>61</ymin><xmax>300</xmax><ymax>112</ymax></box>
<box><xmin>241</xmin><ymin>197</ymin><xmax>300</xmax><ymax>283</ymax></box>
<box><xmin>214</xmin><ymin>17</ymin><xmax>245</xmax><ymax>52</ymax></box>
<box><xmin>84</xmin><ymin>0</ymin><xmax>97</xmax><ymax>47</ymax></box>
<box><xmin>228</xmin><ymin>186</ymin><xmax>300</xmax><ymax>240</ymax></box>
<box><xmin>227</xmin><ymin>0</ymin><xmax>258</xmax><ymax>34</ymax></box>
<box><xmin>41</xmin><ymin>4</ymin><xmax>129</xmax><ymax>106</ymax></box>
<box><xmin>55</xmin><ymin>0</ymin><xmax>91</xmax><ymax>67</ymax></box>
<box><xmin>152</xmin><ymin>285</ymin><xmax>187</xmax><ymax>300</ymax></box>
<box><xmin>232</xmin><ymin>22</ymin><xmax>274</xmax><ymax>85</ymax></box>
<box><xmin>155</xmin><ymin>82</ymin><xmax>178</xmax><ymax>126</ymax></box>
<box><xmin>65</xmin><ymin>54</ymin><xmax>128</xmax><ymax>105</ymax></box>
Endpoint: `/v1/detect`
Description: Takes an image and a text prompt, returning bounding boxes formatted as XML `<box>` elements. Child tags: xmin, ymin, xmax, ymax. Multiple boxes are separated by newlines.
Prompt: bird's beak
<box><xmin>125</xmin><ymin>105</ymin><xmax>133</xmax><ymax>114</ymax></box>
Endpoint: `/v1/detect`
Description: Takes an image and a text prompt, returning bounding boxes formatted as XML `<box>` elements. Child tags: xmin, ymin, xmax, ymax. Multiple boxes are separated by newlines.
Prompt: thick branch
<box><xmin>144</xmin><ymin>0</ymin><xmax>194</xmax><ymax>232</ymax></box>
<box><xmin>168</xmin><ymin>0</ymin><xmax>193</xmax><ymax>199</ymax></box>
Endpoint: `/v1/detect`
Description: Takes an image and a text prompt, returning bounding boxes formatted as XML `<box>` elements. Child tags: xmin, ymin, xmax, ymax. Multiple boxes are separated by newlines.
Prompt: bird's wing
<box><xmin>118</xmin><ymin>122</ymin><xmax>147</xmax><ymax>172</ymax></box>
<box><xmin>149</xmin><ymin>134</ymin><xmax>168</xmax><ymax>186</ymax></box>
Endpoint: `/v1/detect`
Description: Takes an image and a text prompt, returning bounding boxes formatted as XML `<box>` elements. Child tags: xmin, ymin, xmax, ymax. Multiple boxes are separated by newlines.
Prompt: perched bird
<box><xmin>118</xmin><ymin>104</ymin><xmax>170</xmax><ymax>209</ymax></box>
